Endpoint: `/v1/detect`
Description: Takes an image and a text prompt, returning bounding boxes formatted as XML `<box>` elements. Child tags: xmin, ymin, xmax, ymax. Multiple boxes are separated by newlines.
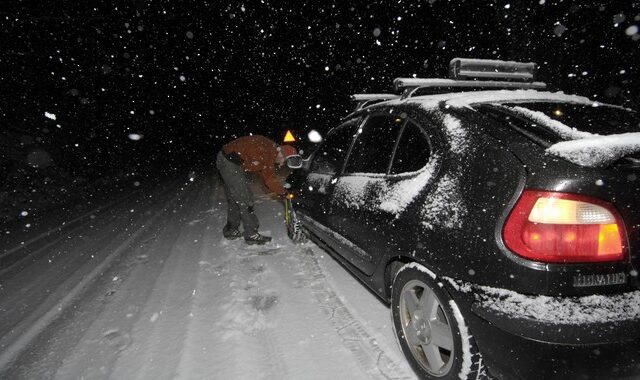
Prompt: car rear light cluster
<box><xmin>503</xmin><ymin>190</ymin><xmax>627</xmax><ymax>263</ymax></box>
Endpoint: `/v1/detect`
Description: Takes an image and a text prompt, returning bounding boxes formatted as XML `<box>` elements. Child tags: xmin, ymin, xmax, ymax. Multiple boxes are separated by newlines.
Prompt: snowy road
<box><xmin>0</xmin><ymin>174</ymin><xmax>417</xmax><ymax>380</ymax></box>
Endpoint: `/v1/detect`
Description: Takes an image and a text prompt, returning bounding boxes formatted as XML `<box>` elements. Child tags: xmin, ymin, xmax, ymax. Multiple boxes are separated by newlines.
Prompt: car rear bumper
<box><xmin>469</xmin><ymin>312</ymin><xmax>640</xmax><ymax>380</ymax></box>
<box><xmin>448</xmin><ymin>283</ymin><xmax>640</xmax><ymax>379</ymax></box>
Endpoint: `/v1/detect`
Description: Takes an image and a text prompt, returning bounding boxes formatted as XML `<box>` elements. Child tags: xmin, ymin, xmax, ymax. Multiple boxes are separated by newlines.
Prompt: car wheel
<box><xmin>285</xmin><ymin>199</ymin><xmax>307</xmax><ymax>243</ymax></box>
<box><xmin>391</xmin><ymin>263</ymin><xmax>485</xmax><ymax>380</ymax></box>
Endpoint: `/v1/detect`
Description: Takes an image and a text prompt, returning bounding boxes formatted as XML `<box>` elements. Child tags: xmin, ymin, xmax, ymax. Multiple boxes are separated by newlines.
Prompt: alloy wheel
<box><xmin>398</xmin><ymin>279</ymin><xmax>455</xmax><ymax>377</ymax></box>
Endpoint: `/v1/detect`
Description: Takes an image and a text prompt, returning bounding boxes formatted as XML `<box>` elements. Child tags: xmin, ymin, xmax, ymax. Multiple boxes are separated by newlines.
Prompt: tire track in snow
<box><xmin>47</xmin><ymin>181</ymin><xmax>207</xmax><ymax>380</ymax></box>
<box><xmin>293</xmin><ymin>247</ymin><xmax>414</xmax><ymax>380</ymax></box>
<box><xmin>107</xmin><ymin>181</ymin><xmax>214</xmax><ymax>380</ymax></box>
<box><xmin>0</xmin><ymin>184</ymin><xmax>183</xmax><ymax>373</ymax></box>
<box><xmin>177</xmin><ymin>238</ymin><xmax>291</xmax><ymax>378</ymax></box>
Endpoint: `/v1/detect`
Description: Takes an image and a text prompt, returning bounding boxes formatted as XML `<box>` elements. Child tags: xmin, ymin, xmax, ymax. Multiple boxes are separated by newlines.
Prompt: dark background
<box><xmin>1</xmin><ymin>0</ymin><xmax>639</xmax><ymax>221</ymax></box>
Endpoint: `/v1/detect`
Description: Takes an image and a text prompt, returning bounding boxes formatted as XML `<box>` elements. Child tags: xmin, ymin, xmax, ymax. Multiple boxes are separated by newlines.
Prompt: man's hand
<box><xmin>280</xmin><ymin>192</ymin><xmax>294</xmax><ymax>202</ymax></box>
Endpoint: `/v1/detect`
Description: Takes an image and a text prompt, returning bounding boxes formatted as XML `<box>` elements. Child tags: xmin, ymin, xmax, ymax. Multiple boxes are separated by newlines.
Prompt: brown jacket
<box><xmin>222</xmin><ymin>135</ymin><xmax>286</xmax><ymax>195</ymax></box>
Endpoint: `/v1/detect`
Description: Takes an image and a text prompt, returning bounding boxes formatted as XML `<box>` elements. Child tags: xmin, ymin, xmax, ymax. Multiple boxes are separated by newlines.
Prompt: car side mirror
<box><xmin>286</xmin><ymin>155</ymin><xmax>303</xmax><ymax>169</ymax></box>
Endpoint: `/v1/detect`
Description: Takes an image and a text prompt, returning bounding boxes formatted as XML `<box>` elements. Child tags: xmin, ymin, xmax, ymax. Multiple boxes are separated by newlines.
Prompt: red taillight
<box><xmin>503</xmin><ymin>190</ymin><xmax>627</xmax><ymax>263</ymax></box>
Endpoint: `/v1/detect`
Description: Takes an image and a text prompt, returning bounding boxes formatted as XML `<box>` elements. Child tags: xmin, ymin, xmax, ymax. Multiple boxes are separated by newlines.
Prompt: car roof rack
<box><xmin>394</xmin><ymin>58</ymin><xmax>547</xmax><ymax>99</ymax></box>
<box><xmin>350</xmin><ymin>58</ymin><xmax>548</xmax><ymax>110</ymax></box>
<box><xmin>350</xmin><ymin>93</ymin><xmax>400</xmax><ymax>110</ymax></box>
<box><xmin>393</xmin><ymin>78</ymin><xmax>548</xmax><ymax>99</ymax></box>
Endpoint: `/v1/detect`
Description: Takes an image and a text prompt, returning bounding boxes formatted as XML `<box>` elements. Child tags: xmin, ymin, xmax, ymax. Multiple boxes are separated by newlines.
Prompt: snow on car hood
<box><xmin>546</xmin><ymin>132</ymin><xmax>640</xmax><ymax>167</ymax></box>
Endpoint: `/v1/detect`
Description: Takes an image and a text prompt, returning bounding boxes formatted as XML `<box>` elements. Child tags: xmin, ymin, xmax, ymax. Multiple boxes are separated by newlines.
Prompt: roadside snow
<box><xmin>0</xmin><ymin>178</ymin><xmax>416</xmax><ymax>379</ymax></box>
<box><xmin>546</xmin><ymin>132</ymin><xmax>640</xmax><ymax>167</ymax></box>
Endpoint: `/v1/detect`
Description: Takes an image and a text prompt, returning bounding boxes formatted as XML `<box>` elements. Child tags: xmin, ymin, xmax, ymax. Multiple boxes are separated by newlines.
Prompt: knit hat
<box><xmin>279</xmin><ymin>145</ymin><xmax>298</xmax><ymax>158</ymax></box>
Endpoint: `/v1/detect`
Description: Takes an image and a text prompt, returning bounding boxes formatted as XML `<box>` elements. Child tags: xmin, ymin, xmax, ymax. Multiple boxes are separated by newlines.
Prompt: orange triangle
<box><xmin>283</xmin><ymin>130</ymin><xmax>296</xmax><ymax>143</ymax></box>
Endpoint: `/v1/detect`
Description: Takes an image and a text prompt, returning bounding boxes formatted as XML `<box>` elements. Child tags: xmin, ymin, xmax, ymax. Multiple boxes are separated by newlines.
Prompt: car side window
<box><xmin>389</xmin><ymin>121</ymin><xmax>431</xmax><ymax>174</ymax></box>
<box><xmin>310</xmin><ymin>119</ymin><xmax>359</xmax><ymax>175</ymax></box>
<box><xmin>343</xmin><ymin>115</ymin><xmax>404</xmax><ymax>174</ymax></box>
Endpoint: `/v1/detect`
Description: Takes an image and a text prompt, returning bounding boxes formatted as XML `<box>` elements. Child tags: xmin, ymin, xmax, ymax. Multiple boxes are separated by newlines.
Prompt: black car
<box><xmin>284</xmin><ymin>58</ymin><xmax>640</xmax><ymax>380</ymax></box>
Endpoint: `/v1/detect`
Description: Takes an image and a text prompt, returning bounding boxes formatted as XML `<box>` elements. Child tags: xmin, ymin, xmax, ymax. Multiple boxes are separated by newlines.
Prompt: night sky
<box><xmin>2</xmin><ymin>0</ymin><xmax>639</xmax><ymax>181</ymax></box>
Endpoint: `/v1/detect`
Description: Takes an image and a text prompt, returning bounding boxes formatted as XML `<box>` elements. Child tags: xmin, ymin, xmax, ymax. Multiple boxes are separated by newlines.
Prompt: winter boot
<box><xmin>223</xmin><ymin>224</ymin><xmax>242</xmax><ymax>240</ymax></box>
<box><xmin>245</xmin><ymin>232</ymin><xmax>272</xmax><ymax>245</ymax></box>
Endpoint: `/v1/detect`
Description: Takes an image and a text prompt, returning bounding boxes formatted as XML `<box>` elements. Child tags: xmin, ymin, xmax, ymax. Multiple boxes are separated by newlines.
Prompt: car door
<box><xmin>328</xmin><ymin>116</ymin><xmax>438</xmax><ymax>276</ymax></box>
<box><xmin>296</xmin><ymin>118</ymin><xmax>360</xmax><ymax>227</ymax></box>
<box><xmin>325</xmin><ymin>113</ymin><xmax>405</xmax><ymax>275</ymax></box>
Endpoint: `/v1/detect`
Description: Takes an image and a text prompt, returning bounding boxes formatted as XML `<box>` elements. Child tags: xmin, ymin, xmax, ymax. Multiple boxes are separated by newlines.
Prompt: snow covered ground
<box><xmin>0</xmin><ymin>173</ymin><xmax>417</xmax><ymax>379</ymax></box>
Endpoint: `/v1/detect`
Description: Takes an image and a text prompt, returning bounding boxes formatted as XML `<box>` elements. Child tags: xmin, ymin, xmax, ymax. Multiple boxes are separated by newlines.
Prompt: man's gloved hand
<box><xmin>280</xmin><ymin>192</ymin><xmax>294</xmax><ymax>202</ymax></box>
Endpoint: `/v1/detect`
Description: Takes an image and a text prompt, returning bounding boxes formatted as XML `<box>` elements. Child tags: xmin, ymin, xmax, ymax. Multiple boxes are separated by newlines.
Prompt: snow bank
<box><xmin>546</xmin><ymin>132</ymin><xmax>640</xmax><ymax>167</ymax></box>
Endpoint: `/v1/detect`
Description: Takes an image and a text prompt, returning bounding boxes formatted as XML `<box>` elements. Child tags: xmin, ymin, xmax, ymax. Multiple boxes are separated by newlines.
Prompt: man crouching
<box><xmin>215</xmin><ymin>135</ymin><xmax>298</xmax><ymax>245</ymax></box>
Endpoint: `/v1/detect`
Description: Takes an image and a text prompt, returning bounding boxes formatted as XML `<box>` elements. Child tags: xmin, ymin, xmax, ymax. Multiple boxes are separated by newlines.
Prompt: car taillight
<box><xmin>503</xmin><ymin>190</ymin><xmax>627</xmax><ymax>263</ymax></box>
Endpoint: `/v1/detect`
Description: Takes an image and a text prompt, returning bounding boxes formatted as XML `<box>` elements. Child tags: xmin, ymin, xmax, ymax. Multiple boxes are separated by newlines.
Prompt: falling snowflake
<box><xmin>308</xmin><ymin>130</ymin><xmax>323</xmax><ymax>143</ymax></box>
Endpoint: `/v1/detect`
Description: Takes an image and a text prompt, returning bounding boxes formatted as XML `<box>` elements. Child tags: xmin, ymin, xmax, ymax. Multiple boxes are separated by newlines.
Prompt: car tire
<box><xmin>285</xmin><ymin>199</ymin><xmax>307</xmax><ymax>244</ymax></box>
<box><xmin>391</xmin><ymin>263</ymin><xmax>486</xmax><ymax>380</ymax></box>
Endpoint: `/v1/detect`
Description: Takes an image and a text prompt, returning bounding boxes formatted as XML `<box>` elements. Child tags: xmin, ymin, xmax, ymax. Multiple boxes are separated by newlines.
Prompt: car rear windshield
<box><xmin>499</xmin><ymin>102</ymin><xmax>640</xmax><ymax>142</ymax></box>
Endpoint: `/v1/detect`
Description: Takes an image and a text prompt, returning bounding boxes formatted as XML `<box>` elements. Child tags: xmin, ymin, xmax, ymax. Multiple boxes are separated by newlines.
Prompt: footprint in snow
<box><xmin>102</xmin><ymin>329</ymin><xmax>132</xmax><ymax>351</ymax></box>
<box><xmin>249</xmin><ymin>292</ymin><xmax>279</xmax><ymax>312</ymax></box>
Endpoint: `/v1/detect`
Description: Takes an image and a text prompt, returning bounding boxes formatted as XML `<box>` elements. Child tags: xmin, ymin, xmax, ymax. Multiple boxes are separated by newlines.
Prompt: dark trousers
<box><xmin>215</xmin><ymin>151</ymin><xmax>259</xmax><ymax>237</ymax></box>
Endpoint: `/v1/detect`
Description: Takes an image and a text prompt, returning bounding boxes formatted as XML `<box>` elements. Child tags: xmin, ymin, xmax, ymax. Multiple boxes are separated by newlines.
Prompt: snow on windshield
<box><xmin>546</xmin><ymin>132</ymin><xmax>640</xmax><ymax>167</ymax></box>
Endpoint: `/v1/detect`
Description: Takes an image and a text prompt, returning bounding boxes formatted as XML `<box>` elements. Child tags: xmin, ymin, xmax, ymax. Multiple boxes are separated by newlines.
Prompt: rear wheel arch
<box><xmin>384</xmin><ymin>257</ymin><xmax>414</xmax><ymax>301</ymax></box>
<box><xmin>390</xmin><ymin>262</ymin><xmax>488</xmax><ymax>379</ymax></box>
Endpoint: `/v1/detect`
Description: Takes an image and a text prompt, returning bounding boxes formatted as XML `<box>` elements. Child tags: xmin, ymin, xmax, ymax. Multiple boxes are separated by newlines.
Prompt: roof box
<box><xmin>449</xmin><ymin>58</ymin><xmax>537</xmax><ymax>82</ymax></box>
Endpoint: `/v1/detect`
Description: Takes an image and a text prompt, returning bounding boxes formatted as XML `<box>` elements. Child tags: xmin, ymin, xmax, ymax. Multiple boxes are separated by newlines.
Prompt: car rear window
<box><xmin>500</xmin><ymin>102</ymin><xmax>640</xmax><ymax>142</ymax></box>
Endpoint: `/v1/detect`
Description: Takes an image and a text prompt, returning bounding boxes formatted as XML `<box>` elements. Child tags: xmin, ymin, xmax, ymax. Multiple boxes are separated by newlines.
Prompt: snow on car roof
<box><xmin>546</xmin><ymin>132</ymin><xmax>640</xmax><ymax>167</ymax></box>
<box><xmin>402</xmin><ymin>89</ymin><xmax>595</xmax><ymax>110</ymax></box>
